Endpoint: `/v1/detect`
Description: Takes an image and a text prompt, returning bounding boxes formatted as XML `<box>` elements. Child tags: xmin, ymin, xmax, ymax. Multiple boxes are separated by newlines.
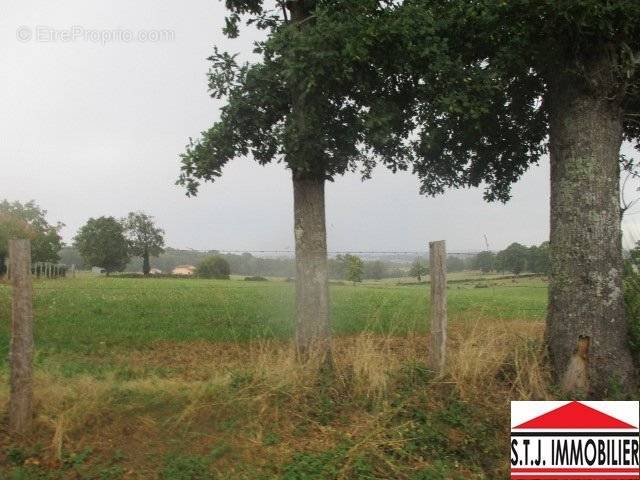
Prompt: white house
<box><xmin>172</xmin><ymin>265</ymin><xmax>196</xmax><ymax>276</ymax></box>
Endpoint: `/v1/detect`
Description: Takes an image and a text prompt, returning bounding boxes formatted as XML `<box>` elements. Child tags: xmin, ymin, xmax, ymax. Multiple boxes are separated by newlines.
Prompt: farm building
<box><xmin>172</xmin><ymin>265</ymin><xmax>196</xmax><ymax>276</ymax></box>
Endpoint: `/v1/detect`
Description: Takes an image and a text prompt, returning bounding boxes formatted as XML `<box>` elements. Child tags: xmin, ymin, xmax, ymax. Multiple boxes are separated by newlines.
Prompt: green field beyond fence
<box><xmin>0</xmin><ymin>274</ymin><xmax>547</xmax><ymax>362</ymax></box>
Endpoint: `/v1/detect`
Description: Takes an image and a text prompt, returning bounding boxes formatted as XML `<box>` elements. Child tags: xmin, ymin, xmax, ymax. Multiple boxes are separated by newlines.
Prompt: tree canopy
<box><xmin>197</xmin><ymin>255</ymin><xmax>231</xmax><ymax>279</ymax></box>
<box><xmin>123</xmin><ymin>212</ymin><xmax>165</xmax><ymax>275</ymax></box>
<box><xmin>498</xmin><ymin>242</ymin><xmax>529</xmax><ymax>276</ymax></box>
<box><xmin>344</xmin><ymin>254</ymin><xmax>364</xmax><ymax>284</ymax></box>
<box><xmin>74</xmin><ymin>217</ymin><xmax>129</xmax><ymax>274</ymax></box>
<box><xmin>177</xmin><ymin>4</ymin><xmax>377</xmax><ymax>191</ymax></box>
<box><xmin>290</xmin><ymin>0</ymin><xmax>640</xmax><ymax>195</ymax></box>
<box><xmin>0</xmin><ymin>200</ymin><xmax>63</xmax><ymax>274</ymax></box>
<box><xmin>474</xmin><ymin>251</ymin><xmax>495</xmax><ymax>274</ymax></box>
<box><xmin>409</xmin><ymin>260</ymin><xmax>428</xmax><ymax>282</ymax></box>
<box><xmin>174</xmin><ymin>0</ymin><xmax>637</xmax><ymax>198</ymax></box>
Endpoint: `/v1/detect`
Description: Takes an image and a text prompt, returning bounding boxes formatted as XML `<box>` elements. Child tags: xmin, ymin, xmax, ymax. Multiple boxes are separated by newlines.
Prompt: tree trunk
<box><xmin>293</xmin><ymin>174</ymin><xmax>331</xmax><ymax>365</ymax></box>
<box><xmin>143</xmin><ymin>249</ymin><xmax>150</xmax><ymax>276</ymax></box>
<box><xmin>286</xmin><ymin>0</ymin><xmax>332</xmax><ymax>367</ymax></box>
<box><xmin>547</xmin><ymin>48</ymin><xmax>636</xmax><ymax>397</ymax></box>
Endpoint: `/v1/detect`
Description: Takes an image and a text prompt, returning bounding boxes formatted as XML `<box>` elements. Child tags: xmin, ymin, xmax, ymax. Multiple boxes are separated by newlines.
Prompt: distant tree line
<box><xmin>59</xmin><ymin>242</ymin><xmax>550</xmax><ymax>279</ymax></box>
<box><xmin>471</xmin><ymin>242</ymin><xmax>550</xmax><ymax>275</ymax></box>
<box><xmin>0</xmin><ymin>205</ymin><xmax>166</xmax><ymax>277</ymax></box>
<box><xmin>1</xmin><ymin>199</ymin><xmax>550</xmax><ymax>281</ymax></box>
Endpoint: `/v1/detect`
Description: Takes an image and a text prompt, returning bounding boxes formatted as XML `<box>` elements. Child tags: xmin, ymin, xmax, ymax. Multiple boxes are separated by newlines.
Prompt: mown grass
<box><xmin>0</xmin><ymin>275</ymin><xmax>547</xmax><ymax>361</ymax></box>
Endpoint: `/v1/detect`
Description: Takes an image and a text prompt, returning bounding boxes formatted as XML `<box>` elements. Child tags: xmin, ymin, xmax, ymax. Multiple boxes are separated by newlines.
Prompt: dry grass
<box><xmin>447</xmin><ymin>318</ymin><xmax>550</xmax><ymax>401</ymax></box>
<box><xmin>0</xmin><ymin>317</ymin><xmax>550</xmax><ymax>478</ymax></box>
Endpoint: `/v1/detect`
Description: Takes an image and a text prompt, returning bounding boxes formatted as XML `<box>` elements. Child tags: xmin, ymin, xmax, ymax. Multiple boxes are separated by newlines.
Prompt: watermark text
<box><xmin>16</xmin><ymin>25</ymin><xmax>175</xmax><ymax>44</ymax></box>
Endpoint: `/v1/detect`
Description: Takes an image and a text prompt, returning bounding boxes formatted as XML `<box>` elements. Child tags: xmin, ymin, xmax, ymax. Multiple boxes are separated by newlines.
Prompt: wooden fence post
<box><xmin>9</xmin><ymin>239</ymin><xmax>34</xmax><ymax>434</ymax></box>
<box><xmin>428</xmin><ymin>240</ymin><xmax>447</xmax><ymax>373</ymax></box>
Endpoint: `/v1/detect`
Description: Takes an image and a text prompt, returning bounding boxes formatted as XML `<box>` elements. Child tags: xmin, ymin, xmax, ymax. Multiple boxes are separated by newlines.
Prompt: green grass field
<box><xmin>0</xmin><ymin>274</ymin><xmax>549</xmax><ymax>479</ymax></box>
<box><xmin>0</xmin><ymin>274</ymin><xmax>547</xmax><ymax>361</ymax></box>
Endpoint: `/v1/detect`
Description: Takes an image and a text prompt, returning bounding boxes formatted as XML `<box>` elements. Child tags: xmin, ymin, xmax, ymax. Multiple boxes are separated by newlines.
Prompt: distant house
<box><xmin>149</xmin><ymin>268</ymin><xmax>162</xmax><ymax>275</ymax></box>
<box><xmin>172</xmin><ymin>265</ymin><xmax>196</xmax><ymax>276</ymax></box>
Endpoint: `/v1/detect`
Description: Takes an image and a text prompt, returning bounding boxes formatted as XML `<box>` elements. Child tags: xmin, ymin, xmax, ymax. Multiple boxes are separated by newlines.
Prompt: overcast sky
<box><xmin>2</xmin><ymin>0</ymin><xmax>639</xmax><ymax>254</ymax></box>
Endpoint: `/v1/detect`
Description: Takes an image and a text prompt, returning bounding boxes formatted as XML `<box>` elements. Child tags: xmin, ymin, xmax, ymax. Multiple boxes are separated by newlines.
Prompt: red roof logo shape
<box><xmin>514</xmin><ymin>401</ymin><xmax>637</xmax><ymax>430</ymax></box>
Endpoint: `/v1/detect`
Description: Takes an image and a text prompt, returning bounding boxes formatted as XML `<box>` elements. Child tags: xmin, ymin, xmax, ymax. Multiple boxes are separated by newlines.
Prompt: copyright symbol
<box><xmin>16</xmin><ymin>26</ymin><xmax>32</xmax><ymax>42</ymax></box>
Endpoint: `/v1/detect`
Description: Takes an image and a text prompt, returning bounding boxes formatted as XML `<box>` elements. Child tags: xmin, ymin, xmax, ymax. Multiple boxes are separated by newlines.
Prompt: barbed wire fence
<box><xmin>190</xmin><ymin>249</ymin><xmax>481</xmax><ymax>256</ymax></box>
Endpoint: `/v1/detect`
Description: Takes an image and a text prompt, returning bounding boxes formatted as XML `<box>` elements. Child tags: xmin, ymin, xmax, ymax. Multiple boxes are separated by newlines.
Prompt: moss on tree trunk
<box><xmin>547</xmin><ymin>47</ymin><xmax>637</xmax><ymax>397</ymax></box>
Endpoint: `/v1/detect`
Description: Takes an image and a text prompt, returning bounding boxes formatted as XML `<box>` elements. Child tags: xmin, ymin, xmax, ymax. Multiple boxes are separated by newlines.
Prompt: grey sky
<box><xmin>2</xmin><ymin>0</ymin><xmax>639</xmax><ymax>253</ymax></box>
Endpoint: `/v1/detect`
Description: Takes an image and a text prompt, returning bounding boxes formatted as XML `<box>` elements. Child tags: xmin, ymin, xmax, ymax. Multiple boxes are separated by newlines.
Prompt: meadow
<box><xmin>0</xmin><ymin>274</ymin><xmax>547</xmax><ymax>357</ymax></box>
<box><xmin>0</xmin><ymin>274</ymin><xmax>549</xmax><ymax>479</ymax></box>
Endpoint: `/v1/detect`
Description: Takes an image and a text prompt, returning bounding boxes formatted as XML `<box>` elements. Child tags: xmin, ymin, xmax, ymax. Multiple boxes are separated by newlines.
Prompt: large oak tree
<box><xmin>123</xmin><ymin>212</ymin><xmax>165</xmax><ymax>276</ymax></box>
<box><xmin>298</xmin><ymin>0</ymin><xmax>639</xmax><ymax>395</ymax></box>
<box><xmin>74</xmin><ymin>217</ymin><xmax>129</xmax><ymax>275</ymax></box>
<box><xmin>178</xmin><ymin>0</ymin><xmax>370</xmax><ymax>364</ymax></box>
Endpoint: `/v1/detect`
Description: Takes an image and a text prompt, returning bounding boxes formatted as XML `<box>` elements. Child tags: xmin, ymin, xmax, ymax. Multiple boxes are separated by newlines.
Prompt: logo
<box><xmin>511</xmin><ymin>401</ymin><xmax>639</xmax><ymax>479</ymax></box>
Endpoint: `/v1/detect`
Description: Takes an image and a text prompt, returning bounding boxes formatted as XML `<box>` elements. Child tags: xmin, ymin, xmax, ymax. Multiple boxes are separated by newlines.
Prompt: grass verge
<box><xmin>1</xmin><ymin>318</ymin><xmax>549</xmax><ymax>479</ymax></box>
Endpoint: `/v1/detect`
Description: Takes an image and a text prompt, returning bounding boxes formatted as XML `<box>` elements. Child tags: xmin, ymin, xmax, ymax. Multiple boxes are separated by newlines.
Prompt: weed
<box><xmin>229</xmin><ymin>370</ymin><xmax>254</xmax><ymax>389</ymax></box>
<box><xmin>262</xmin><ymin>432</ymin><xmax>280</xmax><ymax>446</ymax></box>
<box><xmin>62</xmin><ymin>447</ymin><xmax>92</xmax><ymax>469</ymax></box>
<box><xmin>281</xmin><ymin>446</ymin><xmax>346</xmax><ymax>480</ymax></box>
<box><xmin>161</xmin><ymin>454</ymin><xmax>213</xmax><ymax>480</ymax></box>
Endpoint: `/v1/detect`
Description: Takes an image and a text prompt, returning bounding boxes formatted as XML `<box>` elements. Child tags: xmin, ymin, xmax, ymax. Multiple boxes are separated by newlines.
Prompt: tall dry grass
<box><xmin>447</xmin><ymin>318</ymin><xmax>550</xmax><ymax>401</ymax></box>
<box><xmin>0</xmin><ymin>317</ymin><xmax>549</xmax><ymax>476</ymax></box>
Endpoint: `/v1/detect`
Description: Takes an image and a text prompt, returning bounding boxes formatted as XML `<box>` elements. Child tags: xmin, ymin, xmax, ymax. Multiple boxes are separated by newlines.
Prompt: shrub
<box><xmin>111</xmin><ymin>273</ymin><xmax>194</xmax><ymax>279</ymax></box>
<box><xmin>196</xmin><ymin>256</ymin><xmax>230</xmax><ymax>279</ymax></box>
<box><xmin>244</xmin><ymin>275</ymin><xmax>268</xmax><ymax>281</ymax></box>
